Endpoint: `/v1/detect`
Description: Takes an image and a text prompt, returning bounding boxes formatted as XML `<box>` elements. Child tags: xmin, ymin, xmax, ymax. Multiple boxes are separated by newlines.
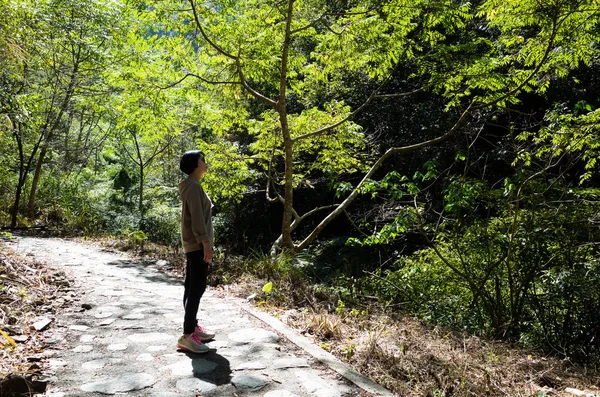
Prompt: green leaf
<box><xmin>262</xmin><ymin>282</ymin><xmax>273</xmax><ymax>294</ymax></box>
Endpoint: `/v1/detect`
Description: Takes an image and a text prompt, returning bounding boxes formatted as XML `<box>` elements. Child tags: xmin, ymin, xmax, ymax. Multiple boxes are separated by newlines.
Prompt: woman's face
<box><xmin>197</xmin><ymin>157</ymin><xmax>208</xmax><ymax>176</ymax></box>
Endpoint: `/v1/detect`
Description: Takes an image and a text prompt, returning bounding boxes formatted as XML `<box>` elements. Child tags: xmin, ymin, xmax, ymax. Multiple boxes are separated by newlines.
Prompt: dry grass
<box><xmin>0</xmin><ymin>243</ymin><xmax>72</xmax><ymax>378</ymax></box>
<box><xmin>224</xmin><ymin>274</ymin><xmax>600</xmax><ymax>397</ymax></box>
<box><xmin>275</xmin><ymin>308</ymin><xmax>600</xmax><ymax>397</ymax></box>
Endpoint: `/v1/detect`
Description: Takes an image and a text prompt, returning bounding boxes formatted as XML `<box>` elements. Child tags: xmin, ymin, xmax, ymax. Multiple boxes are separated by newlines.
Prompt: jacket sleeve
<box><xmin>187</xmin><ymin>184</ymin><xmax>210</xmax><ymax>244</ymax></box>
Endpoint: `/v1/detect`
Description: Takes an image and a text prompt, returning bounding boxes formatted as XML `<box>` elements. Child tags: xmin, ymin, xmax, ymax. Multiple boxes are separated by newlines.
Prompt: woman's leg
<box><xmin>183</xmin><ymin>250</ymin><xmax>208</xmax><ymax>335</ymax></box>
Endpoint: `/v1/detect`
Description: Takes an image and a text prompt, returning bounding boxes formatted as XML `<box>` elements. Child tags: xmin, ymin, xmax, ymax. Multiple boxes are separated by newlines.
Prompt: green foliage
<box><xmin>518</xmin><ymin>104</ymin><xmax>600</xmax><ymax>183</ymax></box>
<box><xmin>350</xmin><ymin>182</ymin><xmax>600</xmax><ymax>362</ymax></box>
<box><xmin>140</xmin><ymin>204</ymin><xmax>180</xmax><ymax>246</ymax></box>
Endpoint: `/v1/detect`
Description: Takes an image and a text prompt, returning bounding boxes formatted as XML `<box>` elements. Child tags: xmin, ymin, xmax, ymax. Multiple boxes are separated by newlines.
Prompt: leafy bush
<box><xmin>140</xmin><ymin>204</ymin><xmax>180</xmax><ymax>246</ymax></box>
<box><xmin>352</xmin><ymin>200</ymin><xmax>600</xmax><ymax>364</ymax></box>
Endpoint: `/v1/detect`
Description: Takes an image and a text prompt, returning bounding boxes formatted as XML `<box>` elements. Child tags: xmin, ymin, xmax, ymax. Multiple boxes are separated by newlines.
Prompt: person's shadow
<box><xmin>180</xmin><ymin>350</ymin><xmax>232</xmax><ymax>385</ymax></box>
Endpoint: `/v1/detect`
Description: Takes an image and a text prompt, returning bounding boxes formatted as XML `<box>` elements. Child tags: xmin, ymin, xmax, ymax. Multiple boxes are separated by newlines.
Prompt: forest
<box><xmin>1</xmin><ymin>0</ymin><xmax>600</xmax><ymax>390</ymax></box>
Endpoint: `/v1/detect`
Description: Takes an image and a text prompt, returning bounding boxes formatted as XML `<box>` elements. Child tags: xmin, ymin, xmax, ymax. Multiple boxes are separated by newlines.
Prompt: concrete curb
<box><xmin>239</xmin><ymin>303</ymin><xmax>395</xmax><ymax>396</ymax></box>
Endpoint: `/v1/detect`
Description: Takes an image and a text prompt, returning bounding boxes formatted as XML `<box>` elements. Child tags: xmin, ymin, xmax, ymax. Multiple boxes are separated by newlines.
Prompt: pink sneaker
<box><xmin>194</xmin><ymin>325</ymin><xmax>215</xmax><ymax>341</ymax></box>
<box><xmin>177</xmin><ymin>333</ymin><xmax>209</xmax><ymax>353</ymax></box>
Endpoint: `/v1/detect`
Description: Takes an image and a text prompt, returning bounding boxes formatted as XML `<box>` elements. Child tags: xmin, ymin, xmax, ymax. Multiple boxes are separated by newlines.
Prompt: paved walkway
<box><xmin>7</xmin><ymin>236</ymin><xmax>389</xmax><ymax>396</ymax></box>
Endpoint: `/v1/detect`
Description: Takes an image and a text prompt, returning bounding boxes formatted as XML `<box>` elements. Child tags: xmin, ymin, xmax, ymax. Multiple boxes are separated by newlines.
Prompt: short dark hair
<box><xmin>179</xmin><ymin>150</ymin><xmax>205</xmax><ymax>175</ymax></box>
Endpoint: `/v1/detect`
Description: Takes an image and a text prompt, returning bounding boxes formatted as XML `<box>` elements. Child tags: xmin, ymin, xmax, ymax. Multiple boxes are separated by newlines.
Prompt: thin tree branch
<box><xmin>292</xmin><ymin>78</ymin><xmax>392</xmax><ymax>143</ymax></box>
<box><xmin>188</xmin><ymin>0</ymin><xmax>238</xmax><ymax>60</ymax></box>
<box><xmin>157</xmin><ymin>73</ymin><xmax>241</xmax><ymax>90</ymax></box>
<box><xmin>374</xmin><ymin>87</ymin><xmax>424</xmax><ymax>98</ymax></box>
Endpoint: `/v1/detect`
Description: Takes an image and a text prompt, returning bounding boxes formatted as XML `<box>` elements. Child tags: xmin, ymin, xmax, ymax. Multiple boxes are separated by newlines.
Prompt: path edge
<box><xmin>238</xmin><ymin>302</ymin><xmax>395</xmax><ymax>396</ymax></box>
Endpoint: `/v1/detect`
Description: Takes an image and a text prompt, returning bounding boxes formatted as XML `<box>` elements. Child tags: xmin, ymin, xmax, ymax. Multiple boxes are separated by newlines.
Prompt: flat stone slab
<box><xmin>107</xmin><ymin>343</ymin><xmax>128</xmax><ymax>351</ymax></box>
<box><xmin>160</xmin><ymin>358</ymin><xmax>218</xmax><ymax>376</ymax></box>
<box><xmin>127</xmin><ymin>332</ymin><xmax>172</xmax><ymax>343</ymax></box>
<box><xmin>264</xmin><ymin>391</ymin><xmax>301</xmax><ymax>397</ymax></box>
<box><xmin>79</xmin><ymin>335</ymin><xmax>95</xmax><ymax>343</ymax></box>
<box><xmin>147</xmin><ymin>345</ymin><xmax>167</xmax><ymax>351</ymax></box>
<box><xmin>228</xmin><ymin>328</ymin><xmax>280</xmax><ymax>344</ymax></box>
<box><xmin>81</xmin><ymin>358</ymin><xmax>122</xmax><ymax>370</ymax></box>
<box><xmin>48</xmin><ymin>359</ymin><xmax>67</xmax><ymax>368</ymax></box>
<box><xmin>231</xmin><ymin>374</ymin><xmax>270</xmax><ymax>391</ymax></box>
<box><xmin>69</xmin><ymin>325</ymin><xmax>89</xmax><ymax>331</ymax></box>
<box><xmin>94</xmin><ymin>311</ymin><xmax>114</xmax><ymax>319</ymax></box>
<box><xmin>123</xmin><ymin>312</ymin><xmax>145</xmax><ymax>320</ymax></box>
<box><xmin>234</xmin><ymin>361</ymin><xmax>267</xmax><ymax>371</ymax></box>
<box><xmin>33</xmin><ymin>317</ymin><xmax>53</xmax><ymax>331</ymax></box>
<box><xmin>98</xmin><ymin>318</ymin><xmax>116</xmax><ymax>326</ymax></box>
<box><xmin>72</xmin><ymin>345</ymin><xmax>93</xmax><ymax>353</ymax></box>
<box><xmin>175</xmin><ymin>378</ymin><xmax>217</xmax><ymax>393</ymax></box>
<box><xmin>81</xmin><ymin>372</ymin><xmax>155</xmax><ymax>394</ymax></box>
<box><xmin>296</xmin><ymin>370</ymin><xmax>341</xmax><ymax>397</ymax></box>
<box><xmin>100</xmin><ymin>290</ymin><xmax>130</xmax><ymax>296</ymax></box>
<box><xmin>273</xmin><ymin>357</ymin><xmax>310</xmax><ymax>369</ymax></box>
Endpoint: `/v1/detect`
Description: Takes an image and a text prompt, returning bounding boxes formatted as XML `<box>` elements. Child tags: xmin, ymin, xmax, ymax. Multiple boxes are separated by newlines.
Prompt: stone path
<box><xmin>6</xmin><ymin>236</ymin><xmax>385</xmax><ymax>397</ymax></box>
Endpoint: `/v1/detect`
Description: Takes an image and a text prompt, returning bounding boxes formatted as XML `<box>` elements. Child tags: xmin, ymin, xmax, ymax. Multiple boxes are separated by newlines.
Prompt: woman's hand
<box><xmin>202</xmin><ymin>241</ymin><xmax>213</xmax><ymax>263</ymax></box>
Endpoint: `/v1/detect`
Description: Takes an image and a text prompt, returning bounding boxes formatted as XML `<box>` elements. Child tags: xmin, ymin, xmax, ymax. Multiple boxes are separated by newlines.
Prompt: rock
<box><xmin>69</xmin><ymin>325</ymin><xmax>89</xmax><ymax>331</ymax></box>
<box><xmin>107</xmin><ymin>343</ymin><xmax>128</xmax><ymax>351</ymax></box>
<box><xmin>79</xmin><ymin>335</ymin><xmax>95</xmax><ymax>343</ymax></box>
<box><xmin>146</xmin><ymin>345</ymin><xmax>167</xmax><ymax>352</ymax></box>
<box><xmin>12</xmin><ymin>335</ymin><xmax>28</xmax><ymax>343</ymax></box>
<box><xmin>122</xmin><ymin>312</ymin><xmax>145</xmax><ymax>320</ymax></box>
<box><xmin>175</xmin><ymin>377</ymin><xmax>217</xmax><ymax>393</ymax></box>
<box><xmin>44</xmin><ymin>333</ymin><xmax>65</xmax><ymax>344</ymax></box>
<box><xmin>1</xmin><ymin>325</ymin><xmax>21</xmax><ymax>335</ymax></box>
<box><xmin>264</xmin><ymin>391</ymin><xmax>301</xmax><ymax>397</ymax></box>
<box><xmin>81</xmin><ymin>303</ymin><xmax>93</xmax><ymax>310</ymax></box>
<box><xmin>98</xmin><ymin>318</ymin><xmax>115</xmax><ymax>326</ymax></box>
<box><xmin>80</xmin><ymin>372</ymin><xmax>155</xmax><ymax>394</ymax></box>
<box><xmin>48</xmin><ymin>359</ymin><xmax>68</xmax><ymax>368</ymax></box>
<box><xmin>94</xmin><ymin>311</ymin><xmax>114</xmax><ymax>319</ymax></box>
<box><xmin>228</xmin><ymin>328</ymin><xmax>280</xmax><ymax>344</ymax></box>
<box><xmin>231</xmin><ymin>374</ymin><xmax>270</xmax><ymax>391</ymax></box>
<box><xmin>33</xmin><ymin>317</ymin><xmax>53</xmax><ymax>331</ymax></box>
<box><xmin>82</xmin><ymin>359</ymin><xmax>110</xmax><ymax>370</ymax></box>
<box><xmin>295</xmin><ymin>370</ymin><xmax>341</xmax><ymax>397</ymax></box>
<box><xmin>156</xmin><ymin>260</ymin><xmax>169</xmax><ymax>267</ymax></box>
<box><xmin>126</xmin><ymin>332</ymin><xmax>172</xmax><ymax>343</ymax></box>
<box><xmin>72</xmin><ymin>345</ymin><xmax>93</xmax><ymax>353</ymax></box>
<box><xmin>234</xmin><ymin>361</ymin><xmax>267</xmax><ymax>371</ymax></box>
<box><xmin>273</xmin><ymin>357</ymin><xmax>310</xmax><ymax>369</ymax></box>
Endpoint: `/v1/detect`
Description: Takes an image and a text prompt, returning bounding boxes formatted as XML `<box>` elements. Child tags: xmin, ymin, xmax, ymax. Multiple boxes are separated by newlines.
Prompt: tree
<box><xmin>0</xmin><ymin>0</ymin><xmax>126</xmax><ymax>226</ymax></box>
<box><xmin>144</xmin><ymin>0</ymin><xmax>599</xmax><ymax>252</ymax></box>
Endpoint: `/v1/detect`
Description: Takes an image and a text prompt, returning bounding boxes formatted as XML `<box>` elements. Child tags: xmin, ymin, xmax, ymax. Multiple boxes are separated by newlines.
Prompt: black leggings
<box><xmin>183</xmin><ymin>249</ymin><xmax>209</xmax><ymax>335</ymax></box>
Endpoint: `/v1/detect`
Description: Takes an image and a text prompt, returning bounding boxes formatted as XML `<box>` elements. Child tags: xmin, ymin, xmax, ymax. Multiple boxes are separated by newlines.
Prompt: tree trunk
<box><xmin>27</xmin><ymin>145</ymin><xmax>48</xmax><ymax>219</ymax></box>
<box><xmin>280</xmin><ymin>117</ymin><xmax>294</xmax><ymax>251</ymax></box>
<box><xmin>139</xmin><ymin>162</ymin><xmax>144</xmax><ymax>225</ymax></box>
<box><xmin>11</xmin><ymin>177</ymin><xmax>25</xmax><ymax>228</ymax></box>
<box><xmin>10</xmin><ymin>120</ymin><xmax>27</xmax><ymax>228</ymax></box>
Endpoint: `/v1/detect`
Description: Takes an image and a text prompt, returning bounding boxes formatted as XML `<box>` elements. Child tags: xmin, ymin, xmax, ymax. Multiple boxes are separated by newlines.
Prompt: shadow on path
<box><xmin>105</xmin><ymin>259</ymin><xmax>181</xmax><ymax>285</ymax></box>
<box><xmin>183</xmin><ymin>351</ymin><xmax>232</xmax><ymax>385</ymax></box>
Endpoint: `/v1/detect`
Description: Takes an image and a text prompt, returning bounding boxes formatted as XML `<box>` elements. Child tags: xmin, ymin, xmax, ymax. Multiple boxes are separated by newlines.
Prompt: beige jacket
<box><xmin>178</xmin><ymin>177</ymin><xmax>213</xmax><ymax>253</ymax></box>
